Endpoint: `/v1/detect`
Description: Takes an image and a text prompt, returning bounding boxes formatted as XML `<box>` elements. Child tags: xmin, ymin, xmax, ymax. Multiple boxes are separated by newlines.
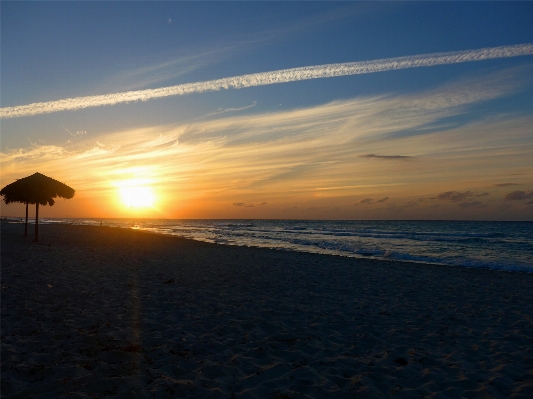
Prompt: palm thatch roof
<box><xmin>1</xmin><ymin>172</ymin><xmax>75</xmax><ymax>206</ymax></box>
<box><xmin>1</xmin><ymin>173</ymin><xmax>75</xmax><ymax>241</ymax></box>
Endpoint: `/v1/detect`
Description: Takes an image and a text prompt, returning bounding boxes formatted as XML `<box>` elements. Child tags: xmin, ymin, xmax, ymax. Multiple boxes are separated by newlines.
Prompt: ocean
<box><xmin>5</xmin><ymin>218</ymin><xmax>532</xmax><ymax>273</ymax></box>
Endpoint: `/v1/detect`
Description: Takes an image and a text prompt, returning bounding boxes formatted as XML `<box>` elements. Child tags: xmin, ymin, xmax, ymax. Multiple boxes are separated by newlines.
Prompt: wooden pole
<box><xmin>24</xmin><ymin>203</ymin><xmax>28</xmax><ymax>237</ymax></box>
<box><xmin>35</xmin><ymin>202</ymin><xmax>39</xmax><ymax>242</ymax></box>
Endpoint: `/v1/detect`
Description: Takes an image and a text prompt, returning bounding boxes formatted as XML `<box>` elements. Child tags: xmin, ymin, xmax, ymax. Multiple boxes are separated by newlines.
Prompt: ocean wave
<box><xmin>24</xmin><ymin>218</ymin><xmax>533</xmax><ymax>273</ymax></box>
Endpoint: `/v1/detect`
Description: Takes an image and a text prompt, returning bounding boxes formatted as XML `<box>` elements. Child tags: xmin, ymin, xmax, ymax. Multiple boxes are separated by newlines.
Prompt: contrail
<box><xmin>1</xmin><ymin>43</ymin><xmax>532</xmax><ymax>119</ymax></box>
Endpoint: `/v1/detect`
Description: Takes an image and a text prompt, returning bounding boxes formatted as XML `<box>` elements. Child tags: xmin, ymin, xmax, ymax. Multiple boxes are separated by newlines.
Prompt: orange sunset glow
<box><xmin>1</xmin><ymin>2</ymin><xmax>532</xmax><ymax>221</ymax></box>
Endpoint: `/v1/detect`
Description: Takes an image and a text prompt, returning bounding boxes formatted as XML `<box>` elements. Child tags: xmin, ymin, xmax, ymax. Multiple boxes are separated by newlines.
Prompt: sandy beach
<box><xmin>1</xmin><ymin>221</ymin><xmax>532</xmax><ymax>398</ymax></box>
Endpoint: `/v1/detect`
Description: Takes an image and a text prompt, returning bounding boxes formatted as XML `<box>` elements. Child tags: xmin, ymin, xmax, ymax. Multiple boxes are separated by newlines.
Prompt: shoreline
<box><xmin>2</xmin><ymin>221</ymin><xmax>533</xmax><ymax>397</ymax></box>
<box><xmin>2</xmin><ymin>219</ymin><xmax>531</xmax><ymax>274</ymax></box>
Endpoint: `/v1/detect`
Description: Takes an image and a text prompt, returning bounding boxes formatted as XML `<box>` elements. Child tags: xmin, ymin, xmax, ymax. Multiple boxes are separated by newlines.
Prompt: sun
<box><xmin>118</xmin><ymin>183</ymin><xmax>155</xmax><ymax>208</ymax></box>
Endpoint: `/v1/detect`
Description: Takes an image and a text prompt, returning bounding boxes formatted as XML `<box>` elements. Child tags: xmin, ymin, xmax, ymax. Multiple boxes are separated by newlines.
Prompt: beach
<box><xmin>1</xmin><ymin>221</ymin><xmax>532</xmax><ymax>398</ymax></box>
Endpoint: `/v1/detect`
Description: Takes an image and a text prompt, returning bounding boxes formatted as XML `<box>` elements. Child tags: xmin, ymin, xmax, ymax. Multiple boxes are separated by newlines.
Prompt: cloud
<box><xmin>494</xmin><ymin>183</ymin><xmax>521</xmax><ymax>187</ymax></box>
<box><xmin>177</xmin><ymin>64</ymin><xmax>527</xmax><ymax>149</ymax></box>
<box><xmin>360</xmin><ymin>154</ymin><xmax>412</xmax><ymax>160</ymax></box>
<box><xmin>435</xmin><ymin>191</ymin><xmax>489</xmax><ymax>202</ymax></box>
<box><xmin>1</xmin><ymin>69</ymin><xmax>531</xmax><ymax>220</ymax></box>
<box><xmin>434</xmin><ymin>191</ymin><xmax>490</xmax><ymax>207</ymax></box>
<box><xmin>504</xmin><ymin>190</ymin><xmax>533</xmax><ymax>201</ymax></box>
<box><xmin>2</xmin><ymin>43</ymin><xmax>532</xmax><ymax>119</ymax></box>
<box><xmin>201</xmin><ymin>101</ymin><xmax>257</xmax><ymax>118</ymax></box>
<box><xmin>436</xmin><ymin>191</ymin><xmax>473</xmax><ymax>202</ymax></box>
<box><xmin>233</xmin><ymin>202</ymin><xmax>255</xmax><ymax>208</ymax></box>
<box><xmin>64</xmin><ymin>127</ymin><xmax>86</xmax><ymax>137</ymax></box>
<box><xmin>376</xmin><ymin>197</ymin><xmax>389</xmax><ymax>203</ymax></box>
<box><xmin>91</xmin><ymin>47</ymin><xmax>238</xmax><ymax>94</ymax></box>
<box><xmin>358</xmin><ymin>198</ymin><xmax>373</xmax><ymax>204</ymax></box>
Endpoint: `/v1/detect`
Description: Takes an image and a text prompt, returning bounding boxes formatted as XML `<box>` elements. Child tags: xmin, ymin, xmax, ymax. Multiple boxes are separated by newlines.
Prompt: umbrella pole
<box><xmin>24</xmin><ymin>203</ymin><xmax>28</xmax><ymax>237</ymax></box>
<box><xmin>35</xmin><ymin>202</ymin><xmax>39</xmax><ymax>242</ymax></box>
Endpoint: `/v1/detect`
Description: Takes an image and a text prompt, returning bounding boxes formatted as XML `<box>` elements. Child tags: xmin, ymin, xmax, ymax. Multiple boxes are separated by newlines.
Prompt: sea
<box><xmin>4</xmin><ymin>218</ymin><xmax>533</xmax><ymax>273</ymax></box>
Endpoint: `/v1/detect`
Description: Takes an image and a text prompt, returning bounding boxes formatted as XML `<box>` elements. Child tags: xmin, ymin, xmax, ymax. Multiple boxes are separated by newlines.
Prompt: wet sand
<box><xmin>1</xmin><ymin>221</ymin><xmax>532</xmax><ymax>398</ymax></box>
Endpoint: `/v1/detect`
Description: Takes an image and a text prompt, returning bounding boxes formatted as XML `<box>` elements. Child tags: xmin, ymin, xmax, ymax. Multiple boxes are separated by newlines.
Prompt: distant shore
<box><xmin>2</xmin><ymin>221</ymin><xmax>532</xmax><ymax>398</ymax></box>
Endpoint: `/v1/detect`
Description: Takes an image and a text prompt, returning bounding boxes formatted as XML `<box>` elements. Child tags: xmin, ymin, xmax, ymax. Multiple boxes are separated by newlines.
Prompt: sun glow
<box><xmin>117</xmin><ymin>180</ymin><xmax>155</xmax><ymax>208</ymax></box>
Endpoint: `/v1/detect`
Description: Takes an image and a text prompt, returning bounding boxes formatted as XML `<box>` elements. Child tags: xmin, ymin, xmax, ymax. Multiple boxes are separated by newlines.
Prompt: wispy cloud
<box><xmin>233</xmin><ymin>202</ymin><xmax>257</xmax><ymax>208</ymax></box>
<box><xmin>201</xmin><ymin>101</ymin><xmax>257</xmax><ymax>119</ymax></box>
<box><xmin>435</xmin><ymin>191</ymin><xmax>489</xmax><ymax>202</ymax></box>
<box><xmin>2</xmin><ymin>67</ymin><xmax>532</xmax><ymax>219</ymax></box>
<box><xmin>91</xmin><ymin>49</ymin><xmax>233</xmax><ymax>94</ymax></box>
<box><xmin>358</xmin><ymin>198</ymin><xmax>373</xmax><ymax>204</ymax></box>
<box><xmin>360</xmin><ymin>154</ymin><xmax>413</xmax><ymax>160</ymax></box>
<box><xmin>63</xmin><ymin>127</ymin><xmax>87</xmax><ymax>137</ymax></box>
<box><xmin>494</xmin><ymin>183</ymin><xmax>521</xmax><ymax>187</ymax></box>
<box><xmin>504</xmin><ymin>190</ymin><xmax>533</xmax><ymax>201</ymax></box>
<box><xmin>2</xmin><ymin>43</ymin><xmax>532</xmax><ymax>119</ymax></box>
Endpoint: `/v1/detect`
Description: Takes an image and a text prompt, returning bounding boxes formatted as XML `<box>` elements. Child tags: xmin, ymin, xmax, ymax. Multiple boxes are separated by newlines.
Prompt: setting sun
<box><xmin>118</xmin><ymin>182</ymin><xmax>155</xmax><ymax>208</ymax></box>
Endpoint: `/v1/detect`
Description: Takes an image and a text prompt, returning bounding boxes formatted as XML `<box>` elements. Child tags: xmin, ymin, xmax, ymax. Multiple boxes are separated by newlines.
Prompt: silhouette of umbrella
<box><xmin>1</xmin><ymin>173</ymin><xmax>75</xmax><ymax>241</ymax></box>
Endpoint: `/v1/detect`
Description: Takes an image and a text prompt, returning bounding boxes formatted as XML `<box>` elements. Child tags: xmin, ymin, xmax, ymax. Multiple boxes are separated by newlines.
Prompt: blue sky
<box><xmin>1</xmin><ymin>1</ymin><xmax>533</xmax><ymax>220</ymax></box>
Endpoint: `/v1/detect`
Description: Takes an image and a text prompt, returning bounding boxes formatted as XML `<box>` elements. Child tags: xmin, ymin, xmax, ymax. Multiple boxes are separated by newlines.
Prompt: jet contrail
<box><xmin>1</xmin><ymin>43</ymin><xmax>532</xmax><ymax>119</ymax></box>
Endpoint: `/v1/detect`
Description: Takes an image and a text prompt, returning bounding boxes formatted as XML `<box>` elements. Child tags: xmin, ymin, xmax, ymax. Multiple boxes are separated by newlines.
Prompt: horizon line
<box><xmin>1</xmin><ymin>216</ymin><xmax>532</xmax><ymax>222</ymax></box>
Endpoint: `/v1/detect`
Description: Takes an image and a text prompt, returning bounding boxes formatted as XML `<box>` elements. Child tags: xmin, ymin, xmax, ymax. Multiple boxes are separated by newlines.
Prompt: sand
<box><xmin>1</xmin><ymin>221</ymin><xmax>532</xmax><ymax>398</ymax></box>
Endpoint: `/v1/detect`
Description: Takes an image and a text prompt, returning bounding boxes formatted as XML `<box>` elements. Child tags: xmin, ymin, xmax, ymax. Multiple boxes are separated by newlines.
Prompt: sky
<box><xmin>1</xmin><ymin>1</ymin><xmax>533</xmax><ymax>220</ymax></box>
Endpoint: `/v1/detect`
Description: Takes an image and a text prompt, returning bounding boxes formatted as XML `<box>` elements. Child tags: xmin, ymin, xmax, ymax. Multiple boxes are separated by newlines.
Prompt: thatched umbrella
<box><xmin>0</xmin><ymin>173</ymin><xmax>75</xmax><ymax>241</ymax></box>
